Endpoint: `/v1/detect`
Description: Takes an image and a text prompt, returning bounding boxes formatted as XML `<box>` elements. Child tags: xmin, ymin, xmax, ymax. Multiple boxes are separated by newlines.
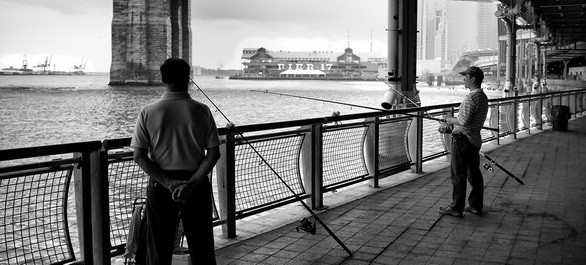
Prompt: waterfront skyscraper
<box><xmin>417</xmin><ymin>0</ymin><xmax>497</xmax><ymax>69</ymax></box>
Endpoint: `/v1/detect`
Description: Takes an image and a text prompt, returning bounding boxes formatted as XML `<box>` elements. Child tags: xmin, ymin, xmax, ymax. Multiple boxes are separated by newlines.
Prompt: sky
<box><xmin>0</xmin><ymin>0</ymin><xmax>389</xmax><ymax>72</ymax></box>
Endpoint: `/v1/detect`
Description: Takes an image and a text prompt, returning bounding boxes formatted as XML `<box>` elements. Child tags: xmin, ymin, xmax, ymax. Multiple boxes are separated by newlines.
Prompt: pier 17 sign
<box><xmin>277</xmin><ymin>63</ymin><xmax>334</xmax><ymax>71</ymax></box>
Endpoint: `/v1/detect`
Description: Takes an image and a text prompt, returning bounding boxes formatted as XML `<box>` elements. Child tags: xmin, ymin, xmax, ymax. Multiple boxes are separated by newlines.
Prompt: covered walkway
<box><xmin>214</xmin><ymin>115</ymin><xmax>586</xmax><ymax>264</ymax></box>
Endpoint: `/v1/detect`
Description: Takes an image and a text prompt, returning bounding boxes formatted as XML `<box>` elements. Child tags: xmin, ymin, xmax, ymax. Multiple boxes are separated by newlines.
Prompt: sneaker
<box><xmin>464</xmin><ymin>205</ymin><xmax>485</xmax><ymax>215</ymax></box>
<box><xmin>438</xmin><ymin>206</ymin><xmax>463</xmax><ymax>217</ymax></box>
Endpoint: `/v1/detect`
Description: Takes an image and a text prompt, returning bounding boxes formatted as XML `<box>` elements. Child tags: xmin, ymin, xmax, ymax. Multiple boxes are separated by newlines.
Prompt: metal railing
<box><xmin>0</xmin><ymin>87</ymin><xmax>585</xmax><ymax>264</ymax></box>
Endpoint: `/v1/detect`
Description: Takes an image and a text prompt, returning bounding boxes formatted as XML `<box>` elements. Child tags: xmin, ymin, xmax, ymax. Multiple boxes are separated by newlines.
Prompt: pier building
<box><xmin>109</xmin><ymin>0</ymin><xmax>192</xmax><ymax>85</ymax></box>
<box><xmin>231</xmin><ymin>47</ymin><xmax>385</xmax><ymax>80</ymax></box>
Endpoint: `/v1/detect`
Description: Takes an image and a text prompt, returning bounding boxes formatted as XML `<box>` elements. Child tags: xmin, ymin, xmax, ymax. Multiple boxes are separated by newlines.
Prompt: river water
<box><xmin>0</xmin><ymin>75</ymin><xmax>502</xmax><ymax>150</ymax></box>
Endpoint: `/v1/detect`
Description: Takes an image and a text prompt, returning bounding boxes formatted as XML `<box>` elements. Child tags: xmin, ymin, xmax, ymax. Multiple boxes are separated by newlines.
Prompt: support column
<box><xmin>563</xmin><ymin>60</ymin><xmax>570</xmax><ymax>80</ymax></box>
<box><xmin>535</xmin><ymin>43</ymin><xmax>541</xmax><ymax>91</ymax></box>
<box><xmin>501</xmin><ymin>16</ymin><xmax>517</xmax><ymax>97</ymax></box>
<box><xmin>170</xmin><ymin>0</ymin><xmax>182</xmax><ymax>58</ymax></box>
<box><xmin>181</xmin><ymin>0</ymin><xmax>192</xmax><ymax>66</ymax></box>
<box><xmin>382</xmin><ymin>0</ymin><xmax>419</xmax><ymax>109</ymax></box>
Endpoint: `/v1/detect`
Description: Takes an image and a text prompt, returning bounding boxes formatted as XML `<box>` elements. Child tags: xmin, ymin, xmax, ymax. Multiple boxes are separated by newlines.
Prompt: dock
<box><xmin>214</xmin><ymin>116</ymin><xmax>586</xmax><ymax>264</ymax></box>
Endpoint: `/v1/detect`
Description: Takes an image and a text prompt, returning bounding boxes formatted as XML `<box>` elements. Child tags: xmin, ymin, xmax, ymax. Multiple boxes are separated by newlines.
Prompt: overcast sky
<box><xmin>0</xmin><ymin>0</ymin><xmax>389</xmax><ymax>72</ymax></box>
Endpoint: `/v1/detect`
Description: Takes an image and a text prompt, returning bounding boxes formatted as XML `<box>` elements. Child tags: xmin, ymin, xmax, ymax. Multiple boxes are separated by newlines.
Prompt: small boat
<box><xmin>215</xmin><ymin>64</ymin><xmax>225</xmax><ymax>79</ymax></box>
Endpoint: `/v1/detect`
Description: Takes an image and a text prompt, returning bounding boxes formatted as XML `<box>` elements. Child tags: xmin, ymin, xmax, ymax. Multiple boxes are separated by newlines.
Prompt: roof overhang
<box><xmin>493</xmin><ymin>0</ymin><xmax>586</xmax><ymax>62</ymax></box>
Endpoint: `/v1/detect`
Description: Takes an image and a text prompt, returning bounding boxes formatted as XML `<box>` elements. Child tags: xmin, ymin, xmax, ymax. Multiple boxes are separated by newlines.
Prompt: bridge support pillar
<box><xmin>110</xmin><ymin>0</ymin><xmax>192</xmax><ymax>86</ymax></box>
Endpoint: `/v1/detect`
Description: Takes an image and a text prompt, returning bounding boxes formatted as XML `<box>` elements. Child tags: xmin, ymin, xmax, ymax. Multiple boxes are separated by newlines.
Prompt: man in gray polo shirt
<box><xmin>131</xmin><ymin>58</ymin><xmax>221</xmax><ymax>264</ymax></box>
<box><xmin>439</xmin><ymin>66</ymin><xmax>489</xmax><ymax>217</ymax></box>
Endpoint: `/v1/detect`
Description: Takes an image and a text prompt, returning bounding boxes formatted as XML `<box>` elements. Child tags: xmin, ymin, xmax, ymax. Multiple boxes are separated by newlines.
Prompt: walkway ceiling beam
<box><xmin>501</xmin><ymin>0</ymin><xmax>586</xmax><ymax>61</ymax></box>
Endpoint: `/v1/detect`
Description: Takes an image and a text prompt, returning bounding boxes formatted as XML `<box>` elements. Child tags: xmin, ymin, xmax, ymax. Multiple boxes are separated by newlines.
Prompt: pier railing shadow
<box><xmin>1</xmin><ymin>87</ymin><xmax>585</xmax><ymax>265</ymax></box>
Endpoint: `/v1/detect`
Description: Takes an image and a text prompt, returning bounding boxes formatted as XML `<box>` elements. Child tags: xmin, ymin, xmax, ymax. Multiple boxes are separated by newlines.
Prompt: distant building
<box><xmin>193</xmin><ymin>65</ymin><xmax>202</xmax><ymax>76</ymax></box>
<box><xmin>569</xmin><ymin>66</ymin><xmax>586</xmax><ymax>81</ymax></box>
<box><xmin>237</xmin><ymin>47</ymin><xmax>384</xmax><ymax>79</ymax></box>
<box><xmin>418</xmin><ymin>0</ymin><xmax>498</xmax><ymax>69</ymax></box>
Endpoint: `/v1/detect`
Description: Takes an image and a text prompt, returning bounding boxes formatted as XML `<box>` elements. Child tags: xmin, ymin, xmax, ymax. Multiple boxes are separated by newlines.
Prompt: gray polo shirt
<box><xmin>131</xmin><ymin>92</ymin><xmax>221</xmax><ymax>171</ymax></box>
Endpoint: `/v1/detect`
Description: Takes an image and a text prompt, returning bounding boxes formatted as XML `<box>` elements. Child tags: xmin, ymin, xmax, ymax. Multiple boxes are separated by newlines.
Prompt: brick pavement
<box><xmin>214</xmin><ymin>115</ymin><xmax>586</xmax><ymax>265</ymax></box>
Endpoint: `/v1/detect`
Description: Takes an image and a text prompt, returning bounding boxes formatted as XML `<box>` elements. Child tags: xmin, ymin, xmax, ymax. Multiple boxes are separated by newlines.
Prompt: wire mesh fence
<box><xmin>107</xmin><ymin>154</ymin><xmax>149</xmax><ymax>250</ymax></box>
<box><xmin>378</xmin><ymin>119</ymin><xmax>411</xmax><ymax>172</ymax></box>
<box><xmin>233</xmin><ymin>133</ymin><xmax>305</xmax><ymax>214</ymax></box>
<box><xmin>0</xmin><ymin>166</ymin><xmax>76</xmax><ymax>265</ymax></box>
<box><xmin>322</xmin><ymin>124</ymin><xmax>369</xmax><ymax>188</ymax></box>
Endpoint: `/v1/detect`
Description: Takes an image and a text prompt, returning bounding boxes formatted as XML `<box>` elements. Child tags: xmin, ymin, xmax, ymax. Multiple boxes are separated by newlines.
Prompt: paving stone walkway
<box><xmin>214</xmin><ymin>115</ymin><xmax>586</xmax><ymax>265</ymax></box>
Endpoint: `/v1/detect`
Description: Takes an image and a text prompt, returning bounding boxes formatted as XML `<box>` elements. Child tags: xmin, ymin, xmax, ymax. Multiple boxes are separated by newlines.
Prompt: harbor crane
<box><xmin>72</xmin><ymin>57</ymin><xmax>87</xmax><ymax>74</ymax></box>
<box><xmin>35</xmin><ymin>55</ymin><xmax>53</xmax><ymax>74</ymax></box>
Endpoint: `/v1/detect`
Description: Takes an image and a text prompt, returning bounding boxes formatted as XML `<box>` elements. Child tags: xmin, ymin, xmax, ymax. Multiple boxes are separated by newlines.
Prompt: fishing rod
<box><xmin>250</xmin><ymin>89</ymin><xmax>499</xmax><ymax>132</ymax></box>
<box><xmin>382</xmin><ymin>84</ymin><xmax>522</xmax><ymax>185</ymax></box>
<box><xmin>382</xmin><ymin>82</ymin><xmax>500</xmax><ymax>131</ymax></box>
<box><xmin>160</xmin><ymin>49</ymin><xmax>352</xmax><ymax>256</ymax></box>
<box><xmin>480</xmin><ymin>151</ymin><xmax>524</xmax><ymax>185</ymax></box>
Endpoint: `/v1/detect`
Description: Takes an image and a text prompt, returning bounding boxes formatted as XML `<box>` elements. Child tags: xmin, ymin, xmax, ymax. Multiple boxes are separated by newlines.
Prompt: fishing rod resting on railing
<box><xmin>160</xmin><ymin>49</ymin><xmax>353</xmax><ymax>256</ymax></box>
<box><xmin>380</xmin><ymin>84</ymin><xmax>523</xmax><ymax>185</ymax></box>
<box><xmin>252</xmin><ymin>89</ymin><xmax>524</xmax><ymax>185</ymax></box>
<box><xmin>250</xmin><ymin>89</ymin><xmax>499</xmax><ymax>132</ymax></box>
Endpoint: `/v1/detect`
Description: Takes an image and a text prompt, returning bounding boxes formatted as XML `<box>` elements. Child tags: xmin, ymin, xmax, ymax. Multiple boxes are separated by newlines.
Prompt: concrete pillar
<box><xmin>181</xmin><ymin>0</ymin><xmax>192</xmax><ymax>68</ymax></box>
<box><xmin>563</xmin><ymin>60</ymin><xmax>570</xmax><ymax>80</ymax></box>
<box><xmin>501</xmin><ymin>17</ymin><xmax>517</xmax><ymax>96</ymax></box>
<box><xmin>110</xmin><ymin>0</ymin><xmax>192</xmax><ymax>86</ymax></box>
<box><xmin>535</xmin><ymin>43</ymin><xmax>541</xmax><ymax>92</ymax></box>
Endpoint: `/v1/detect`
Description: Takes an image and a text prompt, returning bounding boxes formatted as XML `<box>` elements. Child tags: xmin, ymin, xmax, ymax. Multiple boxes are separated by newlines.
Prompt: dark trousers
<box><xmin>450</xmin><ymin>134</ymin><xmax>484</xmax><ymax>212</ymax></box>
<box><xmin>139</xmin><ymin>171</ymin><xmax>216</xmax><ymax>265</ymax></box>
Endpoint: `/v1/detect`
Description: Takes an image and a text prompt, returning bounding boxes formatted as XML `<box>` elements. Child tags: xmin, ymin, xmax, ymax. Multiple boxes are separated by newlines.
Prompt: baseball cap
<box><xmin>459</xmin><ymin>66</ymin><xmax>484</xmax><ymax>82</ymax></box>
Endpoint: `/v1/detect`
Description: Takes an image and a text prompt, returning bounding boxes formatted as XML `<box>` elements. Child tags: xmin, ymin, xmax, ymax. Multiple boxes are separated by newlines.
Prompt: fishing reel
<box><xmin>437</xmin><ymin>122</ymin><xmax>453</xmax><ymax>134</ymax></box>
<box><xmin>295</xmin><ymin>217</ymin><xmax>316</xmax><ymax>235</ymax></box>
<box><xmin>482</xmin><ymin>163</ymin><xmax>493</xmax><ymax>172</ymax></box>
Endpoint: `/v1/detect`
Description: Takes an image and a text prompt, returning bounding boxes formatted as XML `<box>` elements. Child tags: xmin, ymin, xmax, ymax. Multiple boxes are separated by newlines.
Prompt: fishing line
<box><xmin>251</xmin><ymin>89</ymin><xmax>499</xmax><ymax>132</ymax></box>
<box><xmin>159</xmin><ymin>49</ymin><xmax>352</xmax><ymax>256</ymax></box>
<box><xmin>252</xmin><ymin>89</ymin><xmax>522</xmax><ymax>185</ymax></box>
<box><xmin>385</xmin><ymin>82</ymin><xmax>462</xmax><ymax>127</ymax></box>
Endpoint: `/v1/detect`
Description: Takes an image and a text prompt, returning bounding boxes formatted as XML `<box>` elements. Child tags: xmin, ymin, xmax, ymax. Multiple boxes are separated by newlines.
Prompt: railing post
<box><xmin>526</xmin><ymin>98</ymin><xmax>531</xmax><ymax>134</ymax></box>
<box><xmin>217</xmin><ymin>134</ymin><xmax>236</xmax><ymax>238</ymax></box>
<box><xmin>534</xmin><ymin>94</ymin><xmax>542</xmax><ymax>130</ymax></box>
<box><xmin>90</xmin><ymin>147</ymin><xmax>111</xmax><ymax>265</ymax></box>
<box><xmin>73</xmin><ymin>151</ymin><xmax>94</xmax><ymax>265</ymax></box>
<box><xmin>539</xmin><ymin>94</ymin><xmax>544</xmax><ymax>130</ymax></box>
<box><xmin>572</xmin><ymin>92</ymin><xmax>576</xmax><ymax>117</ymax></box>
<box><xmin>310</xmin><ymin>124</ymin><xmax>324</xmax><ymax>209</ymax></box>
<box><xmin>366</xmin><ymin>117</ymin><xmax>380</xmax><ymax>188</ymax></box>
<box><xmin>513</xmin><ymin>97</ymin><xmax>518</xmax><ymax>139</ymax></box>
<box><xmin>301</xmin><ymin>124</ymin><xmax>324</xmax><ymax>209</ymax></box>
<box><xmin>497</xmin><ymin>103</ymin><xmax>501</xmax><ymax>145</ymax></box>
<box><xmin>414</xmin><ymin>111</ymin><xmax>424</xmax><ymax>174</ymax></box>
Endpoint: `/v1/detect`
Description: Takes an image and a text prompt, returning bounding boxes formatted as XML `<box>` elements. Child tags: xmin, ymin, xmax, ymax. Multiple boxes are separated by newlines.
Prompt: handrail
<box><xmin>0</xmin><ymin>140</ymin><xmax>103</xmax><ymax>161</ymax></box>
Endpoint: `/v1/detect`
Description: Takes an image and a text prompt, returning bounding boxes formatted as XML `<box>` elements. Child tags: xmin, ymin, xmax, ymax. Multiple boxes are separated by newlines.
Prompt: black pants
<box><xmin>450</xmin><ymin>134</ymin><xmax>484</xmax><ymax>212</ymax></box>
<box><xmin>139</xmin><ymin>171</ymin><xmax>216</xmax><ymax>265</ymax></box>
